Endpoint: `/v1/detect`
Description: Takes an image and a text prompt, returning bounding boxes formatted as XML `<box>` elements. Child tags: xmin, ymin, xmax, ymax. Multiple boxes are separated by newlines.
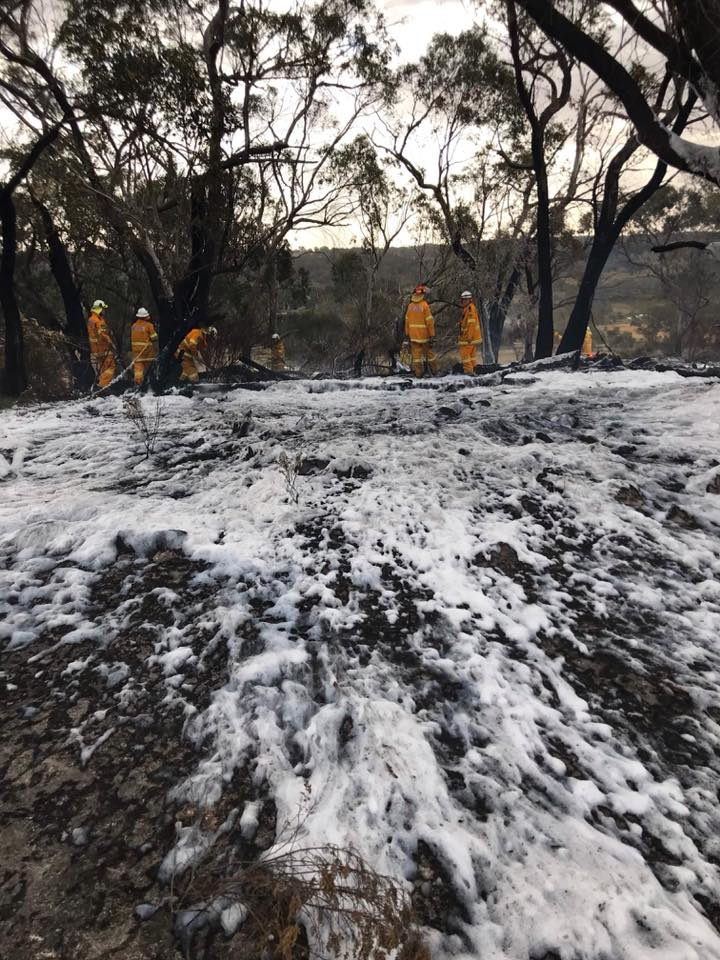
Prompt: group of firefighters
<box><xmin>87</xmin><ymin>300</ymin><xmax>288</xmax><ymax>390</ymax></box>
<box><xmin>86</xmin><ymin>286</ymin><xmax>593</xmax><ymax>389</ymax></box>
<box><xmin>403</xmin><ymin>284</ymin><xmax>484</xmax><ymax>377</ymax></box>
<box><xmin>404</xmin><ymin>284</ymin><xmax>593</xmax><ymax>377</ymax></box>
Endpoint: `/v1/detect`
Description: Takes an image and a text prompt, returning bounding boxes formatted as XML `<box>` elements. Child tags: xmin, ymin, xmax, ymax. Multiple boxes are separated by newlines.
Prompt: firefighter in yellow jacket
<box><xmin>582</xmin><ymin>327</ymin><xmax>593</xmax><ymax>357</ymax></box>
<box><xmin>176</xmin><ymin>327</ymin><xmax>207</xmax><ymax>383</ymax></box>
<box><xmin>458</xmin><ymin>291</ymin><xmax>482</xmax><ymax>374</ymax></box>
<box><xmin>131</xmin><ymin>307</ymin><xmax>158</xmax><ymax>385</ymax></box>
<box><xmin>87</xmin><ymin>299</ymin><xmax>116</xmax><ymax>389</ymax></box>
<box><xmin>176</xmin><ymin>326</ymin><xmax>218</xmax><ymax>382</ymax></box>
<box><xmin>404</xmin><ymin>285</ymin><xmax>437</xmax><ymax>377</ymax></box>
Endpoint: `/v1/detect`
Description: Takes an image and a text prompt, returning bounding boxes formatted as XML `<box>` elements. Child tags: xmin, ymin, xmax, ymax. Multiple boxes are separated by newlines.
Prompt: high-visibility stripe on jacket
<box><xmin>87</xmin><ymin>311</ymin><xmax>113</xmax><ymax>357</ymax></box>
<box><xmin>404</xmin><ymin>294</ymin><xmax>434</xmax><ymax>343</ymax></box>
<box><xmin>176</xmin><ymin>328</ymin><xmax>206</xmax><ymax>357</ymax></box>
<box><xmin>131</xmin><ymin>318</ymin><xmax>158</xmax><ymax>363</ymax></box>
<box><xmin>459</xmin><ymin>302</ymin><xmax>482</xmax><ymax>345</ymax></box>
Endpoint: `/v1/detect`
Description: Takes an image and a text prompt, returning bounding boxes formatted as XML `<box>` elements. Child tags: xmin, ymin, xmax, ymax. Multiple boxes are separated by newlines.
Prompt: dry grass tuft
<box><xmin>123</xmin><ymin>395</ymin><xmax>164</xmax><ymax>458</ymax></box>
<box><xmin>210</xmin><ymin>844</ymin><xmax>429</xmax><ymax>960</ymax></box>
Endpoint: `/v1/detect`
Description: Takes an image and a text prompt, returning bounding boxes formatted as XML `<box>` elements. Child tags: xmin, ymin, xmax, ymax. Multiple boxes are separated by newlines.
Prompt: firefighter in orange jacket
<box><xmin>176</xmin><ymin>326</ymin><xmax>217</xmax><ymax>382</ymax></box>
<box><xmin>404</xmin><ymin>285</ymin><xmax>437</xmax><ymax>377</ymax></box>
<box><xmin>87</xmin><ymin>299</ymin><xmax>116</xmax><ymax>389</ymax></box>
<box><xmin>582</xmin><ymin>327</ymin><xmax>593</xmax><ymax>358</ymax></box>
<box><xmin>458</xmin><ymin>291</ymin><xmax>482</xmax><ymax>374</ymax></box>
<box><xmin>176</xmin><ymin>327</ymin><xmax>207</xmax><ymax>383</ymax></box>
<box><xmin>271</xmin><ymin>333</ymin><xmax>286</xmax><ymax>371</ymax></box>
<box><xmin>131</xmin><ymin>307</ymin><xmax>158</xmax><ymax>385</ymax></box>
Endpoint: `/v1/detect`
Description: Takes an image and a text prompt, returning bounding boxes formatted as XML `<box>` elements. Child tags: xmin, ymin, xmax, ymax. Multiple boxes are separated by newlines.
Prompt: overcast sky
<box><xmin>380</xmin><ymin>0</ymin><xmax>471</xmax><ymax>44</ymax></box>
<box><xmin>296</xmin><ymin>0</ymin><xmax>477</xmax><ymax>249</ymax></box>
<box><xmin>5</xmin><ymin>0</ymin><xmax>707</xmax><ymax>254</ymax></box>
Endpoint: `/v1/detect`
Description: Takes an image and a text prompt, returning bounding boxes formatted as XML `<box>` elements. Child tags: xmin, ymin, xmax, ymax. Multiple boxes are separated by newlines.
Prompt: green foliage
<box><xmin>406</xmin><ymin>28</ymin><xmax>517</xmax><ymax>127</ymax></box>
<box><xmin>60</xmin><ymin>0</ymin><xmax>211</xmax><ymax>135</ymax></box>
<box><xmin>331</xmin><ymin>249</ymin><xmax>366</xmax><ymax>302</ymax></box>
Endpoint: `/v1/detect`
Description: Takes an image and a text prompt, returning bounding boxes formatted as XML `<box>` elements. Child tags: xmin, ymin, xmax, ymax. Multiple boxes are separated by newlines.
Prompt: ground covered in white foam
<box><xmin>2</xmin><ymin>369</ymin><xmax>720</xmax><ymax>960</ymax></box>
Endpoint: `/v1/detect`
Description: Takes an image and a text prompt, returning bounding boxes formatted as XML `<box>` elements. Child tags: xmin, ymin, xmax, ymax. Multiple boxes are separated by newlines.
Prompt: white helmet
<box><xmin>461</xmin><ymin>290</ymin><xmax>472</xmax><ymax>299</ymax></box>
<box><xmin>91</xmin><ymin>299</ymin><xmax>108</xmax><ymax>312</ymax></box>
<box><xmin>271</xmin><ymin>333</ymin><xmax>280</xmax><ymax>341</ymax></box>
<box><xmin>135</xmin><ymin>307</ymin><xmax>150</xmax><ymax>318</ymax></box>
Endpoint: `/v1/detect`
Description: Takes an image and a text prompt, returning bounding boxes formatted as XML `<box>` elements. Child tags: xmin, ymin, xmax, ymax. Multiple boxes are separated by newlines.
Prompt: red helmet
<box><xmin>414</xmin><ymin>284</ymin><xmax>427</xmax><ymax>294</ymax></box>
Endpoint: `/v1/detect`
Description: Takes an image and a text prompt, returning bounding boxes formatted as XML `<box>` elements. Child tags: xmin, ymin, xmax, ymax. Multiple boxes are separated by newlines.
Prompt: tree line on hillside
<box><xmin>1</xmin><ymin>0</ymin><xmax>719</xmax><ymax>395</ymax></box>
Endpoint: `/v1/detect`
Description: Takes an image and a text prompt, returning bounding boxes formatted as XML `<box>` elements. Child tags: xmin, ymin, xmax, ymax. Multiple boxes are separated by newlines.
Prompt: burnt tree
<box><xmin>506</xmin><ymin>0</ymin><xmax>571</xmax><ymax>359</ymax></box>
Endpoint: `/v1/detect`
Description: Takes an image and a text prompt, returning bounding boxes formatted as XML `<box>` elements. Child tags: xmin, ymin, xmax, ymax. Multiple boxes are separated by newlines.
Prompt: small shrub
<box><xmin>211</xmin><ymin>844</ymin><xmax>429</xmax><ymax>960</ymax></box>
<box><xmin>123</xmin><ymin>395</ymin><xmax>164</xmax><ymax>458</ymax></box>
<box><xmin>278</xmin><ymin>449</ymin><xmax>305</xmax><ymax>504</ymax></box>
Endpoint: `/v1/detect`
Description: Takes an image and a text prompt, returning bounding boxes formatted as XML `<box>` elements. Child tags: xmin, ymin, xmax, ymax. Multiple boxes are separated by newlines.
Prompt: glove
<box><xmin>206</xmin><ymin>325</ymin><xmax>218</xmax><ymax>337</ymax></box>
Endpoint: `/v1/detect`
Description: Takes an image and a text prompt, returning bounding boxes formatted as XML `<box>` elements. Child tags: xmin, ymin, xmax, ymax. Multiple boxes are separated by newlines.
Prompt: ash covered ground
<box><xmin>2</xmin><ymin>369</ymin><xmax>720</xmax><ymax>960</ymax></box>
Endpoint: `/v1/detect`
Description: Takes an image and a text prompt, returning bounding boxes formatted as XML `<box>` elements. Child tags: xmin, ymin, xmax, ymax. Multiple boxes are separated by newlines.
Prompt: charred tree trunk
<box><xmin>30</xmin><ymin>195</ymin><xmax>92</xmax><ymax>388</ymax></box>
<box><xmin>488</xmin><ymin>264</ymin><xmax>522</xmax><ymax>361</ymax></box>
<box><xmin>559</xmin><ymin>93</ymin><xmax>696</xmax><ymax>353</ymax></box>
<box><xmin>0</xmin><ymin>121</ymin><xmax>65</xmax><ymax>395</ymax></box>
<box><xmin>172</xmin><ymin>176</ymin><xmax>218</xmax><ymax>344</ymax></box>
<box><xmin>130</xmin><ymin>242</ymin><xmax>176</xmax><ymax>348</ymax></box>
<box><xmin>507</xmin><ymin>0</ymin><xmax>571</xmax><ymax>359</ymax></box>
<box><xmin>32</xmin><ymin>198</ymin><xmax>85</xmax><ymax>340</ymax></box>
<box><xmin>0</xmin><ymin>194</ymin><xmax>26</xmax><ymax>395</ymax></box>
<box><xmin>532</xmin><ymin>138</ymin><xmax>554</xmax><ymax>359</ymax></box>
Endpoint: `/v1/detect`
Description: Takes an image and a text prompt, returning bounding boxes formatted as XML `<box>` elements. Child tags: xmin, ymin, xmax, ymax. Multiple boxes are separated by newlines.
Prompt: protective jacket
<box><xmin>459</xmin><ymin>302</ymin><xmax>482</xmax><ymax>345</ymax></box>
<box><xmin>176</xmin><ymin>328</ymin><xmax>207</xmax><ymax>382</ymax></box>
<box><xmin>404</xmin><ymin>294</ymin><xmax>434</xmax><ymax>343</ymax></box>
<box><xmin>582</xmin><ymin>329</ymin><xmax>593</xmax><ymax>357</ymax></box>
<box><xmin>131</xmin><ymin>318</ymin><xmax>158</xmax><ymax>363</ymax></box>
<box><xmin>178</xmin><ymin>328</ymin><xmax>207</xmax><ymax>357</ymax></box>
<box><xmin>87</xmin><ymin>310</ymin><xmax>116</xmax><ymax>388</ymax></box>
<box><xmin>131</xmin><ymin>318</ymin><xmax>158</xmax><ymax>386</ymax></box>
<box><xmin>87</xmin><ymin>311</ymin><xmax>113</xmax><ymax>358</ymax></box>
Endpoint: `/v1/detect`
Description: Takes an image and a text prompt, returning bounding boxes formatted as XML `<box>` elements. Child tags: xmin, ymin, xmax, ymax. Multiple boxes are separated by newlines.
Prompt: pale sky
<box><xmin>380</xmin><ymin>0</ymin><xmax>470</xmax><ymax>44</ymax></box>
<box><xmin>297</xmin><ymin>0</ymin><xmax>476</xmax><ymax>249</ymax></box>
<box><xmin>2</xmin><ymin>0</ymin><xmax>710</xmax><ymax>254</ymax></box>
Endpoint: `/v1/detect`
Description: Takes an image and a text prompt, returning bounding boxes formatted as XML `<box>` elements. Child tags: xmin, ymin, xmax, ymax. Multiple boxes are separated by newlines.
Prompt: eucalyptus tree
<box><xmin>0</xmin><ymin>0</ymin><xmax>392</xmax><ymax>384</ymax></box>
<box><xmin>621</xmin><ymin>184</ymin><xmax>720</xmax><ymax>360</ymax></box>
<box><xmin>382</xmin><ymin>27</ymin><xmax>526</xmax><ymax>361</ymax></box>
<box><xmin>329</xmin><ymin>135</ymin><xmax>413</xmax><ymax>368</ymax></box>
<box><xmin>505</xmin><ymin>0</ymin><xmax>575</xmax><ymax>357</ymax></box>
<box><xmin>512</xmin><ymin>0</ymin><xmax>720</xmax><ymax>184</ymax></box>
<box><xmin>558</xmin><ymin>74</ymin><xmax>696</xmax><ymax>353</ymax></box>
<box><xmin>384</xmin><ymin>17</ymin><xmax>613</xmax><ymax>361</ymax></box>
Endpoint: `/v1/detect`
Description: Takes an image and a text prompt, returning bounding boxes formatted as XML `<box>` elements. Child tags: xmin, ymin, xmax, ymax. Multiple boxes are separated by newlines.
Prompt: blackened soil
<box><xmin>0</xmin><ymin>548</ymin><xmax>263</xmax><ymax>960</ymax></box>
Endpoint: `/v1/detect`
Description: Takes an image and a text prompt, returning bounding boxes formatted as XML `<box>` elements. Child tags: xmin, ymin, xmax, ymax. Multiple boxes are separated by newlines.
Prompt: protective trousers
<box><xmin>458</xmin><ymin>343</ymin><xmax>477</xmax><ymax>375</ymax></box>
<box><xmin>92</xmin><ymin>352</ymin><xmax>115</xmax><ymax>389</ymax></box>
<box><xmin>180</xmin><ymin>353</ymin><xmax>200</xmax><ymax>382</ymax></box>
<box><xmin>133</xmin><ymin>360</ymin><xmax>153</xmax><ymax>386</ymax></box>
<box><xmin>410</xmin><ymin>341</ymin><xmax>437</xmax><ymax>377</ymax></box>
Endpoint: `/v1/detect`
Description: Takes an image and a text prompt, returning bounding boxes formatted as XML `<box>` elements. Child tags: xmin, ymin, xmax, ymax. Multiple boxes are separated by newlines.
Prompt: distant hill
<box><xmin>294</xmin><ymin>233</ymin><xmax>720</xmax><ymax>299</ymax></box>
<box><xmin>294</xmin><ymin>233</ymin><xmax>720</xmax><ymax>346</ymax></box>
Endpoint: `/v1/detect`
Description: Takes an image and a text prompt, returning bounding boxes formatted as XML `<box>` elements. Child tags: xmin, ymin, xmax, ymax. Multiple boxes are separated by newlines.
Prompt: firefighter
<box><xmin>176</xmin><ymin>326</ymin><xmax>217</xmax><ymax>382</ymax></box>
<box><xmin>176</xmin><ymin>327</ymin><xmax>207</xmax><ymax>383</ymax></box>
<box><xmin>271</xmin><ymin>333</ymin><xmax>286</xmax><ymax>371</ymax></box>
<box><xmin>404</xmin><ymin>284</ymin><xmax>437</xmax><ymax>377</ymax></box>
<box><xmin>458</xmin><ymin>290</ymin><xmax>482</xmax><ymax>374</ymax></box>
<box><xmin>582</xmin><ymin>327</ymin><xmax>594</xmax><ymax>358</ymax></box>
<box><xmin>131</xmin><ymin>307</ymin><xmax>158</xmax><ymax>386</ymax></box>
<box><xmin>87</xmin><ymin>299</ymin><xmax>116</xmax><ymax>389</ymax></box>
